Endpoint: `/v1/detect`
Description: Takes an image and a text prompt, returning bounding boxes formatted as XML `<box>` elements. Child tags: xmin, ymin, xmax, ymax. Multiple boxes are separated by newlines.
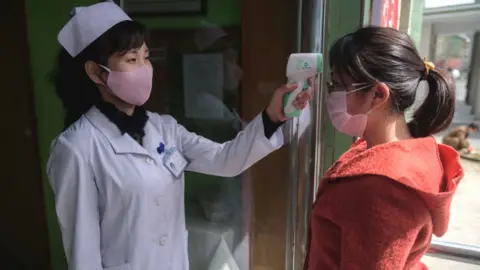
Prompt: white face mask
<box><xmin>99</xmin><ymin>64</ymin><xmax>153</xmax><ymax>106</ymax></box>
<box><xmin>325</xmin><ymin>83</ymin><xmax>375</xmax><ymax>137</ymax></box>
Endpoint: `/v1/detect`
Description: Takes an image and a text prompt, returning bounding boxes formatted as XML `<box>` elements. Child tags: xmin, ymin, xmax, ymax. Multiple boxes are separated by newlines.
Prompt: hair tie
<box><xmin>423</xmin><ymin>58</ymin><xmax>435</xmax><ymax>80</ymax></box>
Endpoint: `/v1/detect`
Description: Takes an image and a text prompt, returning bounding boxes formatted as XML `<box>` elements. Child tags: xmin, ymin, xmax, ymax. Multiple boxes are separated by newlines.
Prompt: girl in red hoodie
<box><xmin>304</xmin><ymin>26</ymin><xmax>464</xmax><ymax>269</ymax></box>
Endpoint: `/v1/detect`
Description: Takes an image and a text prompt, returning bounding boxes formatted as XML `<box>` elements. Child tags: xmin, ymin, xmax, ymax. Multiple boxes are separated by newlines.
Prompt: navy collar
<box><xmin>95</xmin><ymin>101</ymin><xmax>148</xmax><ymax>144</ymax></box>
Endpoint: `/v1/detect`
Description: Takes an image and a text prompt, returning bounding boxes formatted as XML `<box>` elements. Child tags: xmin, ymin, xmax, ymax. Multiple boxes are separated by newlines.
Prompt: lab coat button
<box><xmin>146</xmin><ymin>157</ymin><xmax>154</xmax><ymax>165</ymax></box>
<box><xmin>160</xmin><ymin>236</ymin><xmax>168</xmax><ymax>246</ymax></box>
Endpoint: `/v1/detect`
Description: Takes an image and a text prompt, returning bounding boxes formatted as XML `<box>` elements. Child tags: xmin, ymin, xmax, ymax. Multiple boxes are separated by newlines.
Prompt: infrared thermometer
<box><xmin>283</xmin><ymin>53</ymin><xmax>323</xmax><ymax>117</ymax></box>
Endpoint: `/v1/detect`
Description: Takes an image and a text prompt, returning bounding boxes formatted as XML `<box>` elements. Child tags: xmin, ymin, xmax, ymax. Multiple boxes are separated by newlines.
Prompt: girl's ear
<box><xmin>85</xmin><ymin>61</ymin><xmax>106</xmax><ymax>85</ymax></box>
<box><xmin>372</xmin><ymin>82</ymin><xmax>390</xmax><ymax>107</ymax></box>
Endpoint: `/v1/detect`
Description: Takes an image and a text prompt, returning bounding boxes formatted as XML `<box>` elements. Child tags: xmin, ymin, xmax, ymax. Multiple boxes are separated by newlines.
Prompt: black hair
<box><xmin>329</xmin><ymin>26</ymin><xmax>456</xmax><ymax>138</ymax></box>
<box><xmin>468</xmin><ymin>122</ymin><xmax>478</xmax><ymax>130</ymax></box>
<box><xmin>50</xmin><ymin>20</ymin><xmax>149</xmax><ymax>129</ymax></box>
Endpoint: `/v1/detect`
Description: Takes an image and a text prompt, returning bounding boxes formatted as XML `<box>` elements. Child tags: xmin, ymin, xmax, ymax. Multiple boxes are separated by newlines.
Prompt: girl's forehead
<box><xmin>130</xmin><ymin>43</ymin><xmax>149</xmax><ymax>52</ymax></box>
<box><xmin>139</xmin><ymin>43</ymin><xmax>149</xmax><ymax>50</ymax></box>
<box><xmin>116</xmin><ymin>44</ymin><xmax>148</xmax><ymax>56</ymax></box>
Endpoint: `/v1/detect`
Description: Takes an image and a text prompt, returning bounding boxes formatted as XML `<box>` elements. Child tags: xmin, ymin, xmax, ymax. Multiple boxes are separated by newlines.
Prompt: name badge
<box><xmin>162</xmin><ymin>147</ymin><xmax>188</xmax><ymax>179</ymax></box>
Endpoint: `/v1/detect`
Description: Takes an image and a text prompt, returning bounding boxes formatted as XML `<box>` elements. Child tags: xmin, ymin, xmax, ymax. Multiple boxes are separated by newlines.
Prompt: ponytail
<box><xmin>407</xmin><ymin>68</ymin><xmax>456</xmax><ymax>138</ymax></box>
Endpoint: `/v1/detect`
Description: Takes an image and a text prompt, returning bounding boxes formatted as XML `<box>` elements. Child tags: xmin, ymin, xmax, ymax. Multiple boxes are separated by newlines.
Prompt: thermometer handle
<box><xmin>283</xmin><ymin>81</ymin><xmax>304</xmax><ymax>117</ymax></box>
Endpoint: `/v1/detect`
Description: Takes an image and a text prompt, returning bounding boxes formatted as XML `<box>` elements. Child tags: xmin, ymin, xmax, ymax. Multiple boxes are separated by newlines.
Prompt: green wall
<box><xmin>363</xmin><ymin>0</ymin><xmax>372</xmax><ymax>26</ymax></box>
<box><xmin>25</xmin><ymin>1</ymin><xmax>99</xmax><ymax>269</ymax></box>
<box><xmin>400</xmin><ymin>0</ymin><xmax>425</xmax><ymax>122</ymax></box>
<box><xmin>25</xmin><ymin>0</ymin><xmax>240</xmax><ymax>269</ymax></box>
<box><xmin>321</xmin><ymin>0</ymin><xmax>365</xmax><ymax>172</ymax></box>
<box><xmin>409</xmin><ymin>0</ymin><xmax>425</xmax><ymax>47</ymax></box>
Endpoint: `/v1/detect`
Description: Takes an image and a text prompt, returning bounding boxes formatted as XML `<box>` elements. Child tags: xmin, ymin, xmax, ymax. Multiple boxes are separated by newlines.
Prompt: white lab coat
<box><xmin>47</xmin><ymin>106</ymin><xmax>309</xmax><ymax>270</ymax></box>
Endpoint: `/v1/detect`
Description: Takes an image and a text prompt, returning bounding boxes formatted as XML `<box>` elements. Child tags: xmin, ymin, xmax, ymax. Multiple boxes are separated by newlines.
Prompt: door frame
<box><xmin>1</xmin><ymin>0</ymin><xmax>51</xmax><ymax>268</ymax></box>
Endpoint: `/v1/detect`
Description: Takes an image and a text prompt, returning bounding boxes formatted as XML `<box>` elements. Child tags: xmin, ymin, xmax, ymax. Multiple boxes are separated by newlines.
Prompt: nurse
<box><xmin>47</xmin><ymin>1</ymin><xmax>311</xmax><ymax>270</ymax></box>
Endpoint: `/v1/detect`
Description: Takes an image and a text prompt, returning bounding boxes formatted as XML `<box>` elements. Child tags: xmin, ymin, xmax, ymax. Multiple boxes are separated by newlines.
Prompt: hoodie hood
<box><xmin>325</xmin><ymin>136</ymin><xmax>464</xmax><ymax>236</ymax></box>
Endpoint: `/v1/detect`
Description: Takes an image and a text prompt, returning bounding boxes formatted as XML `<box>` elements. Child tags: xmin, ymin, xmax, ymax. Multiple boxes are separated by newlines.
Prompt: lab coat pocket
<box><xmin>103</xmin><ymin>263</ymin><xmax>132</xmax><ymax>270</ymax></box>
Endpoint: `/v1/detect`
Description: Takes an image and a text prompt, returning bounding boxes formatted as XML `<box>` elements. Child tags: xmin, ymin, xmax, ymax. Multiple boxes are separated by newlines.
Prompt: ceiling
<box><xmin>424</xmin><ymin>3</ymin><xmax>480</xmax><ymax>34</ymax></box>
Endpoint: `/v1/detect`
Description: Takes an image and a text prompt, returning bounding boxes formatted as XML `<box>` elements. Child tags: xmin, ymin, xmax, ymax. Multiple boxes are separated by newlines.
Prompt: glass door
<box><xmin>142</xmin><ymin>0</ymin><xmax>325</xmax><ymax>269</ymax></box>
<box><xmin>284</xmin><ymin>0</ymin><xmax>326</xmax><ymax>269</ymax></box>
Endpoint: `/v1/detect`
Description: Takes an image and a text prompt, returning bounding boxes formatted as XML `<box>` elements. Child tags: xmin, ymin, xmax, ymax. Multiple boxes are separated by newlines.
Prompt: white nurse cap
<box><xmin>194</xmin><ymin>20</ymin><xmax>228</xmax><ymax>51</ymax></box>
<box><xmin>58</xmin><ymin>0</ymin><xmax>132</xmax><ymax>57</ymax></box>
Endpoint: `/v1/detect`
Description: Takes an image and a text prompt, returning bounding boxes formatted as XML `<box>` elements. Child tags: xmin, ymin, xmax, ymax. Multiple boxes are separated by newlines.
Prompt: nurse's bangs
<box><xmin>94</xmin><ymin>20</ymin><xmax>150</xmax><ymax>59</ymax></box>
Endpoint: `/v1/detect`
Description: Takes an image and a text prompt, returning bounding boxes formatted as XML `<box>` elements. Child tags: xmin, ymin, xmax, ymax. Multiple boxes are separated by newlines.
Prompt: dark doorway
<box><xmin>0</xmin><ymin>0</ymin><xmax>51</xmax><ymax>269</ymax></box>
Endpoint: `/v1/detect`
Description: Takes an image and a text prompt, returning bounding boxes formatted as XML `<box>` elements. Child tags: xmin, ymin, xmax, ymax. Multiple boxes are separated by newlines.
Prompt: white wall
<box><xmin>409</xmin><ymin>21</ymin><xmax>434</xmax><ymax>119</ymax></box>
<box><xmin>420</xmin><ymin>22</ymin><xmax>433</xmax><ymax>58</ymax></box>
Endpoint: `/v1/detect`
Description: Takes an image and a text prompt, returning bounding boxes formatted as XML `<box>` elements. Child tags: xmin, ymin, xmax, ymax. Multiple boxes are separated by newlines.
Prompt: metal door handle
<box><xmin>426</xmin><ymin>239</ymin><xmax>480</xmax><ymax>265</ymax></box>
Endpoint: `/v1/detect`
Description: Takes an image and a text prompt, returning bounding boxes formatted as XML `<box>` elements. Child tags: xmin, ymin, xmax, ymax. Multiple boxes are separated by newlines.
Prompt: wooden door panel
<box><xmin>242</xmin><ymin>0</ymin><xmax>297</xmax><ymax>268</ymax></box>
<box><xmin>0</xmin><ymin>1</ymin><xmax>50</xmax><ymax>269</ymax></box>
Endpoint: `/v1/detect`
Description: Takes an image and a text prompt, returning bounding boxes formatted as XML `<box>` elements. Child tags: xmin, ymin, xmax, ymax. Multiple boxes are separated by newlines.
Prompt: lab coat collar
<box><xmin>85</xmin><ymin>106</ymin><xmax>150</xmax><ymax>156</ymax></box>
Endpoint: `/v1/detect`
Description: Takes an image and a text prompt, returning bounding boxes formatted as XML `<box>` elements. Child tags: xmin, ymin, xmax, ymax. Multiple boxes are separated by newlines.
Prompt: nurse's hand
<box><xmin>266</xmin><ymin>83</ymin><xmax>312</xmax><ymax>123</ymax></box>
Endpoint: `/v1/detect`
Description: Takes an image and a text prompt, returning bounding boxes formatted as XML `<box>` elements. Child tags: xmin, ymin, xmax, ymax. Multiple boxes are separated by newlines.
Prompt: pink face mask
<box><xmin>100</xmin><ymin>65</ymin><xmax>153</xmax><ymax>106</ymax></box>
<box><xmin>326</xmin><ymin>90</ymin><xmax>372</xmax><ymax>137</ymax></box>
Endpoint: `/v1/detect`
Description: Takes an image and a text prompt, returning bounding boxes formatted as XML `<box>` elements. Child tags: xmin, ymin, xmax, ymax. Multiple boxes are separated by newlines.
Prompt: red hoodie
<box><xmin>304</xmin><ymin>136</ymin><xmax>464</xmax><ymax>270</ymax></box>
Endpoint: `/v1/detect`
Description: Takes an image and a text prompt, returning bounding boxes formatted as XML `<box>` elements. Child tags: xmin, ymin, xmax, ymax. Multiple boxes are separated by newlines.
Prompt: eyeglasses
<box><xmin>326</xmin><ymin>81</ymin><xmax>373</xmax><ymax>94</ymax></box>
